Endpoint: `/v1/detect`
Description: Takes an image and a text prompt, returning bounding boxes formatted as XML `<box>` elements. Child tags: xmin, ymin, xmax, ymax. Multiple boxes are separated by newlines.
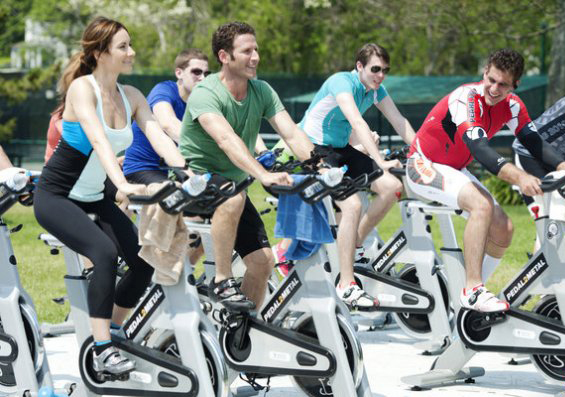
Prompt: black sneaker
<box><xmin>209</xmin><ymin>277</ymin><xmax>256</xmax><ymax>312</ymax></box>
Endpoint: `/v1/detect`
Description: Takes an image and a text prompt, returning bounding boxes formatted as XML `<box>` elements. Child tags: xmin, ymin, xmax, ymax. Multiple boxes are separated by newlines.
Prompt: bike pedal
<box><xmin>353</xmin><ymin>305</ymin><xmax>380</xmax><ymax>313</ymax></box>
<box><xmin>95</xmin><ymin>371</ymin><xmax>131</xmax><ymax>382</ymax></box>
<box><xmin>471</xmin><ymin>311</ymin><xmax>507</xmax><ymax>332</ymax></box>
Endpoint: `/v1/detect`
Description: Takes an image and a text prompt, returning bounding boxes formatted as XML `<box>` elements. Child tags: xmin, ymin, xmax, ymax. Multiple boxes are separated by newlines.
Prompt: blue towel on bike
<box><xmin>274</xmin><ymin>175</ymin><xmax>333</xmax><ymax>260</ymax></box>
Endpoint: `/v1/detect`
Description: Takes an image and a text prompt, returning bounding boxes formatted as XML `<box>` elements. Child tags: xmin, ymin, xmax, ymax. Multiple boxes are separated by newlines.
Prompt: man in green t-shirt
<box><xmin>180</xmin><ymin>21</ymin><xmax>314</xmax><ymax>311</ymax></box>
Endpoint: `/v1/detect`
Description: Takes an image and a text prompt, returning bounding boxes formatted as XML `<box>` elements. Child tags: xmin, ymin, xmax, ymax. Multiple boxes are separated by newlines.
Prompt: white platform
<box><xmin>45</xmin><ymin>325</ymin><xmax>563</xmax><ymax>397</ymax></box>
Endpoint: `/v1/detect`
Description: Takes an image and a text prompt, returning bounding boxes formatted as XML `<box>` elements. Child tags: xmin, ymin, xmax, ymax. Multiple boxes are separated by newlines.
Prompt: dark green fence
<box><xmin>0</xmin><ymin>73</ymin><xmax>548</xmax><ymax>163</ymax></box>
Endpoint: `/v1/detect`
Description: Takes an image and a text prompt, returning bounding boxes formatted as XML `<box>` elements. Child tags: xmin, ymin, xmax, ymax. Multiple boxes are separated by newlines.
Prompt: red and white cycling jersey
<box><xmin>409</xmin><ymin>81</ymin><xmax>532</xmax><ymax>170</ymax></box>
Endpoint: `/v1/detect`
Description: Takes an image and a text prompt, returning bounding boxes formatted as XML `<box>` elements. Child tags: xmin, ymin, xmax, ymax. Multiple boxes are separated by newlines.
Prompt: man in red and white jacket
<box><xmin>406</xmin><ymin>48</ymin><xmax>565</xmax><ymax>313</ymax></box>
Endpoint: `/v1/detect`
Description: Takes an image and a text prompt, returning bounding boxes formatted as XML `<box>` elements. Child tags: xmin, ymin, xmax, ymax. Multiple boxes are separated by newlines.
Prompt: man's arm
<box><xmin>152</xmin><ymin>101</ymin><xmax>182</xmax><ymax>143</ymax></box>
<box><xmin>498</xmin><ymin>163</ymin><xmax>542</xmax><ymax>196</ymax></box>
<box><xmin>198</xmin><ymin>112</ymin><xmax>292</xmax><ymax>186</ymax></box>
<box><xmin>376</xmin><ymin>96</ymin><xmax>416</xmax><ymax>145</ymax></box>
<box><xmin>129</xmin><ymin>87</ymin><xmax>186</xmax><ymax>168</ymax></box>
<box><xmin>461</xmin><ymin>126</ymin><xmax>542</xmax><ymax>196</ymax></box>
<box><xmin>335</xmin><ymin>92</ymin><xmax>394</xmax><ymax>169</ymax></box>
<box><xmin>267</xmin><ymin>110</ymin><xmax>313</xmax><ymax>161</ymax></box>
<box><xmin>254</xmin><ymin>133</ymin><xmax>269</xmax><ymax>155</ymax></box>
<box><xmin>0</xmin><ymin>145</ymin><xmax>13</xmax><ymax>170</ymax></box>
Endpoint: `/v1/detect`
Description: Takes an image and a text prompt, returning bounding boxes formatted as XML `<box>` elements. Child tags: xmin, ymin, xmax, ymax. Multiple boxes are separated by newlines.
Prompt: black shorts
<box><xmin>314</xmin><ymin>144</ymin><xmax>380</xmax><ymax>209</ymax></box>
<box><xmin>125</xmin><ymin>170</ymin><xmax>168</xmax><ymax>185</ymax></box>
<box><xmin>314</xmin><ymin>144</ymin><xmax>380</xmax><ymax>179</ymax></box>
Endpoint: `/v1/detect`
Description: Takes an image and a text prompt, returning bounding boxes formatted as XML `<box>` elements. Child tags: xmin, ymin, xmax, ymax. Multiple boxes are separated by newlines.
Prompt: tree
<box><xmin>0</xmin><ymin>0</ymin><xmax>33</xmax><ymax>58</ymax></box>
<box><xmin>547</xmin><ymin>0</ymin><xmax>565</xmax><ymax>106</ymax></box>
<box><xmin>0</xmin><ymin>64</ymin><xmax>60</xmax><ymax>142</ymax></box>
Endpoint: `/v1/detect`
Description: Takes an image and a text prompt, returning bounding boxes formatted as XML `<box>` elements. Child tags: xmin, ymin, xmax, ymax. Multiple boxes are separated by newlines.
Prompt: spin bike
<box><xmin>0</xmin><ymin>172</ymin><xmax>75</xmax><ymax>396</ymax></box>
<box><xmin>150</xmin><ymin>164</ymin><xmax>373</xmax><ymax>397</ymax></box>
<box><xmin>39</xmin><ymin>181</ymin><xmax>228</xmax><ymax>397</ymax></box>
<box><xmin>317</xmin><ymin>157</ymin><xmax>465</xmax><ymax>353</ymax></box>
<box><xmin>403</xmin><ymin>170</ymin><xmax>565</xmax><ymax>389</ymax></box>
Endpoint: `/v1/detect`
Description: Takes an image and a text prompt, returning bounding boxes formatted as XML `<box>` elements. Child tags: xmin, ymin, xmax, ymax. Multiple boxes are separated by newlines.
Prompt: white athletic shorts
<box><xmin>406</xmin><ymin>152</ymin><xmax>496</xmax><ymax>210</ymax></box>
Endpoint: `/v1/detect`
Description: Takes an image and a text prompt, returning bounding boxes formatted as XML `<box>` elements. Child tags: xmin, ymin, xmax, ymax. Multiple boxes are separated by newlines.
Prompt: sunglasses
<box><xmin>370</xmin><ymin>65</ymin><xmax>390</xmax><ymax>74</ymax></box>
<box><xmin>190</xmin><ymin>68</ymin><xmax>211</xmax><ymax>77</ymax></box>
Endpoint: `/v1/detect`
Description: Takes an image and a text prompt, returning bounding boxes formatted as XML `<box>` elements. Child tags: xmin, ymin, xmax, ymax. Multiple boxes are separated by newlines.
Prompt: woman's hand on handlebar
<box><xmin>258</xmin><ymin>171</ymin><xmax>293</xmax><ymax>187</ymax></box>
<box><xmin>118</xmin><ymin>182</ymin><xmax>147</xmax><ymax>197</ymax></box>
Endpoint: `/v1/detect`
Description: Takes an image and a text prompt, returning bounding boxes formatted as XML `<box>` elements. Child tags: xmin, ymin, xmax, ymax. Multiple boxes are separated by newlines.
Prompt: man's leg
<box><xmin>357</xmin><ymin>172</ymin><xmax>402</xmax><ymax>246</ymax></box>
<box><xmin>457</xmin><ymin>183</ymin><xmax>511</xmax><ymax>312</ymax></box>
<box><xmin>335</xmin><ymin>194</ymin><xmax>379</xmax><ymax>309</ymax></box>
<box><xmin>483</xmin><ymin>202</ymin><xmax>513</xmax><ymax>282</ymax></box>
<box><xmin>457</xmin><ymin>183</ymin><xmax>496</xmax><ymax>288</ymax></box>
<box><xmin>208</xmin><ymin>190</ymin><xmax>256</xmax><ymax>311</ymax></box>
<box><xmin>241</xmin><ymin>248</ymin><xmax>274</xmax><ymax>307</ymax></box>
<box><xmin>335</xmin><ymin>194</ymin><xmax>363</xmax><ymax>286</ymax></box>
<box><xmin>235</xmin><ymin>196</ymin><xmax>274</xmax><ymax>308</ymax></box>
<box><xmin>406</xmin><ymin>155</ymin><xmax>509</xmax><ymax>312</ymax></box>
<box><xmin>211</xmin><ymin>191</ymin><xmax>245</xmax><ymax>282</ymax></box>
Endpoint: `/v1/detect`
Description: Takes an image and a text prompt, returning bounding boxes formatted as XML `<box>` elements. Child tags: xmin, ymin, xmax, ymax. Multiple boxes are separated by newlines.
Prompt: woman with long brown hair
<box><xmin>34</xmin><ymin>16</ymin><xmax>186</xmax><ymax>377</ymax></box>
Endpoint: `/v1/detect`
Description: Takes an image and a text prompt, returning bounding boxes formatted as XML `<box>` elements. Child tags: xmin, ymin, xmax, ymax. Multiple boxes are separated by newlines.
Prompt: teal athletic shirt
<box><xmin>299</xmin><ymin>70</ymin><xmax>388</xmax><ymax>148</ymax></box>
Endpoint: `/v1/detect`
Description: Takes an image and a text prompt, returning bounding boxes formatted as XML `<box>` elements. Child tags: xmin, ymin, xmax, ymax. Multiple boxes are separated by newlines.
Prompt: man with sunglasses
<box><xmin>299</xmin><ymin>43</ymin><xmax>416</xmax><ymax>309</ymax></box>
<box><xmin>406</xmin><ymin>49</ymin><xmax>565</xmax><ymax>313</ymax></box>
<box><xmin>123</xmin><ymin>48</ymin><xmax>210</xmax><ymax>184</ymax></box>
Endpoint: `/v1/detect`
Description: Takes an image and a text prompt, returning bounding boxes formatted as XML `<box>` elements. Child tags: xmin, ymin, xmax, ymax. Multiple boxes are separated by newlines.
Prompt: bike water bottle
<box><xmin>320</xmin><ymin>165</ymin><xmax>348</xmax><ymax>187</ymax></box>
<box><xmin>0</xmin><ymin>170</ymin><xmax>27</xmax><ymax>196</ymax></box>
<box><xmin>7</xmin><ymin>173</ymin><xmax>28</xmax><ymax>192</ymax></box>
<box><xmin>256</xmin><ymin>150</ymin><xmax>276</xmax><ymax>170</ymax></box>
<box><xmin>182</xmin><ymin>173</ymin><xmax>211</xmax><ymax>196</ymax></box>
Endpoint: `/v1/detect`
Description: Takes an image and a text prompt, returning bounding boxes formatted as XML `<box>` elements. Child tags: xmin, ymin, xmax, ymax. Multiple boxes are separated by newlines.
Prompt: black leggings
<box><xmin>34</xmin><ymin>188</ymin><xmax>154</xmax><ymax>318</ymax></box>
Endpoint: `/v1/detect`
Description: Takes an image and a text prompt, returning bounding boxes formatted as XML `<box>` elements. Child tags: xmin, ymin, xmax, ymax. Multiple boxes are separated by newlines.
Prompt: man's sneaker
<box><xmin>337</xmin><ymin>282</ymin><xmax>379</xmax><ymax>311</ymax></box>
<box><xmin>209</xmin><ymin>277</ymin><xmax>256</xmax><ymax>312</ymax></box>
<box><xmin>92</xmin><ymin>346</ymin><xmax>135</xmax><ymax>376</ymax></box>
<box><xmin>460</xmin><ymin>284</ymin><xmax>509</xmax><ymax>313</ymax></box>
<box><xmin>354</xmin><ymin>246</ymin><xmax>370</xmax><ymax>264</ymax></box>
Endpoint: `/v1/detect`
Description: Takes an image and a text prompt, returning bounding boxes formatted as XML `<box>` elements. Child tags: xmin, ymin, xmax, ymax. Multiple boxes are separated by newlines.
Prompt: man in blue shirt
<box><xmin>300</xmin><ymin>43</ymin><xmax>416</xmax><ymax>309</ymax></box>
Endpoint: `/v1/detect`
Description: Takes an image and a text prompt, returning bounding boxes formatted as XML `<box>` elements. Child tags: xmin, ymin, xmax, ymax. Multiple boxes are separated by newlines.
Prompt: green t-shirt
<box><xmin>180</xmin><ymin>73</ymin><xmax>285</xmax><ymax>182</ymax></box>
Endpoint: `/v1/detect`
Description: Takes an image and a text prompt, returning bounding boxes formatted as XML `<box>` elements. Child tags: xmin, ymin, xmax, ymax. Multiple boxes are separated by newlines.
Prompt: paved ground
<box><xmin>45</xmin><ymin>322</ymin><xmax>565</xmax><ymax>397</ymax></box>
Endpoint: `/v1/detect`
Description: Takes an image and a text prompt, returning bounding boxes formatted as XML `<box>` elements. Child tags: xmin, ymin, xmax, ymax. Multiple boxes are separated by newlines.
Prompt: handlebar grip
<box><xmin>269</xmin><ymin>175</ymin><xmax>317</xmax><ymax>195</ymax></box>
<box><xmin>540</xmin><ymin>174</ymin><xmax>565</xmax><ymax>193</ymax></box>
<box><xmin>389</xmin><ymin>167</ymin><xmax>406</xmax><ymax>177</ymax></box>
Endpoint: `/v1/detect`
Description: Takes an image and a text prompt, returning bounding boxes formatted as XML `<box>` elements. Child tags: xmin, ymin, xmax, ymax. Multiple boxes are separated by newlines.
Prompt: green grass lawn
<box><xmin>5</xmin><ymin>182</ymin><xmax>536</xmax><ymax>323</ymax></box>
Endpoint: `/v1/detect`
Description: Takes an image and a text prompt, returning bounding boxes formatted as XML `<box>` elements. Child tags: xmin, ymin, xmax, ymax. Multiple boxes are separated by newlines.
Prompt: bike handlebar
<box><xmin>128</xmin><ymin>181</ymin><xmax>178</xmax><ymax>205</ymax></box>
<box><xmin>268</xmin><ymin>174</ymin><xmax>318</xmax><ymax>195</ymax></box>
<box><xmin>388</xmin><ymin>167</ymin><xmax>406</xmax><ymax>177</ymax></box>
<box><xmin>128</xmin><ymin>176</ymin><xmax>255</xmax><ymax>216</ymax></box>
<box><xmin>540</xmin><ymin>173</ymin><xmax>565</xmax><ymax>193</ymax></box>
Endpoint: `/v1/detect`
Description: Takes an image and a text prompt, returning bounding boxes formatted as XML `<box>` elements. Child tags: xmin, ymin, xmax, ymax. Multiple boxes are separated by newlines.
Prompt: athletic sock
<box><xmin>481</xmin><ymin>254</ymin><xmax>501</xmax><ymax>283</ymax></box>
<box><xmin>110</xmin><ymin>322</ymin><xmax>121</xmax><ymax>330</ymax></box>
<box><xmin>93</xmin><ymin>340</ymin><xmax>112</xmax><ymax>355</ymax></box>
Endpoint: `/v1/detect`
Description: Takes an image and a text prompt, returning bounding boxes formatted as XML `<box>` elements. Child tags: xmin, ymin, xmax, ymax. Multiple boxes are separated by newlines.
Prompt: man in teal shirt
<box><xmin>300</xmin><ymin>43</ymin><xmax>415</xmax><ymax>309</ymax></box>
<box><xmin>180</xmin><ymin>21</ymin><xmax>313</xmax><ymax>311</ymax></box>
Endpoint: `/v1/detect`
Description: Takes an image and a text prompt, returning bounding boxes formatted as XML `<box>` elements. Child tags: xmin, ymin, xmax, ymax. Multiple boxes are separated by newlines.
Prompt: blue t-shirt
<box><xmin>299</xmin><ymin>70</ymin><xmax>388</xmax><ymax>148</ymax></box>
<box><xmin>123</xmin><ymin>80</ymin><xmax>185</xmax><ymax>175</ymax></box>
